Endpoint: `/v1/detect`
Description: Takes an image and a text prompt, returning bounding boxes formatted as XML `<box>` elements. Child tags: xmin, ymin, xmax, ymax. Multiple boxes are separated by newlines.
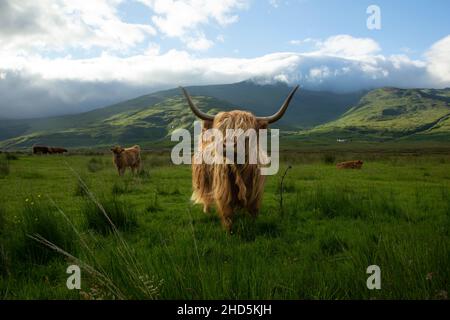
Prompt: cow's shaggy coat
<box><xmin>191</xmin><ymin>111</ymin><xmax>268</xmax><ymax>230</ymax></box>
<box><xmin>182</xmin><ymin>85</ymin><xmax>298</xmax><ymax>231</ymax></box>
<box><xmin>336</xmin><ymin>160</ymin><xmax>363</xmax><ymax>169</ymax></box>
<box><xmin>111</xmin><ymin>145</ymin><xmax>141</xmax><ymax>176</ymax></box>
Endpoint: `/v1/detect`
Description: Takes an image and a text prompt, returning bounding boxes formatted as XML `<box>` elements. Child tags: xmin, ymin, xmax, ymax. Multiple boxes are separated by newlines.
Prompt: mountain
<box><xmin>305</xmin><ymin>87</ymin><xmax>450</xmax><ymax>141</ymax></box>
<box><xmin>0</xmin><ymin>96</ymin><xmax>235</xmax><ymax>149</ymax></box>
<box><xmin>3</xmin><ymin>83</ymin><xmax>449</xmax><ymax>150</ymax></box>
<box><xmin>0</xmin><ymin>81</ymin><xmax>363</xmax><ymax>149</ymax></box>
<box><xmin>157</xmin><ymin>81</ymin><xmax>365</xmax><ymax>127</ymax></box>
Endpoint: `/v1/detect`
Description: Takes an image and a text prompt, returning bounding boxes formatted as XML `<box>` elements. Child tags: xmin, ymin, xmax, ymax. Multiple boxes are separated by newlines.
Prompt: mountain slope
<box><xmin>306</xmin><ymin>87</ymin><xmax>450</xmax><ymax>140</ymax></box>
<box><xmin>0</xmin><ymin>81</ymin><xmax>364</xmax><ymax>149</ymax></box>
<box><xmin>157</xmin><ymin>81</ymin><xmax>365</xmax><ymax>127</ymax></box>
<box><xmin>0</xmin><ymin>93</ymin><xmax>170</xmax><ymax>142</ymax></box>
<box><xmin>0</xmin><ymin>96</ymin><xmax>236</xmax><ymax>149</ymax></box>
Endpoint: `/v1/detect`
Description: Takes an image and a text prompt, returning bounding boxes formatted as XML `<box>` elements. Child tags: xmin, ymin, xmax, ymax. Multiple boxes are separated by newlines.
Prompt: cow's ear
<box><xmin>257</xmin><ymin>120</ymin><xmax>268</xmax><ymax>130</ymax></box>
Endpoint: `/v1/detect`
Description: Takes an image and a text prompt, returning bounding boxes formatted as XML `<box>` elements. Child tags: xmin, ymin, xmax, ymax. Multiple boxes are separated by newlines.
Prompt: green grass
<box><xmin>0</xmin><ymin>155</ymin><xmax>10</xmax><ymax>178</ymax></box>
<box><xmin>83</xmin><ymin>195</ymin><xmax>138</xmax><ymax>235</ymax></box>
<box><xmin>87</xmin><ymin>157</ymin><xmax>104</xmax><ymax>173</ymax></box>
<box><xmin>0</xmin><ymin>151</ymin><xmax>449</xmax><ymax>299</ymax></box>
<box><xmin>5</xmin><ymin>197</ymin><xmax>79</xmax><ymax>267</ymax></box>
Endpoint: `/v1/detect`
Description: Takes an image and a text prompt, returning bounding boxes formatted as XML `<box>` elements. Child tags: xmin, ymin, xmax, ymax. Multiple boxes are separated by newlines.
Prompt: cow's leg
<box><xmin>247</xmin><ymin>198</ymin><xmax>261</xmax><ymax>219</ymax></box>
<box><xmin>136</xmin><ymin>162</ymin><xmax>141</xmax><ymax>174</ymax></box>
<box><xmin>203</xmin><ymin>203</ymin><xmax>211</xmax><ymax>214</ymax></box>
<box><xmin>216</xmin><ymin>202</ymin><xmax>234</xmax><ymax>233</ymax></box>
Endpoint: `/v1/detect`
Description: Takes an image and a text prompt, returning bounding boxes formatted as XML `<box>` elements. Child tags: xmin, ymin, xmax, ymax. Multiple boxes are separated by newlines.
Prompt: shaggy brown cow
<box><xmin>32</xmin><ymin>145</ymin><xmax>51</xmax><ymax>154</ymax></box>
<box><xmin>336</xmin><ymin>160</ymin><xmax>363</xmax><ymax>169</ymax></box>
<box><xmin>111</xmin><ymin>145</ymin><xmax>141</xmax><ymax>176</ymax></box>
<box><xmin>181</xmin><ymin>85</ymin><xmax>299</xmax><ymax>232</ymax></box>
<box><xmin>49</xmin><ymin>147</ymin><xmax>68</xmax><ymax>154</ymax></box>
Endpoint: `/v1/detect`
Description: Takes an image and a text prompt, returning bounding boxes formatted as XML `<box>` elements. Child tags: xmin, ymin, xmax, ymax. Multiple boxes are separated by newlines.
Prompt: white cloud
<box><xmin>426</xmin><ymin>35</ymin><xmax>450</xmax><ymax>85</ymax></box>
<box><xmin>289</xmin><ymin>38</ymin><xmax>318</xmax><ymax>46</ymax></box>
<box><xmin>314</xmin><ymin>34</ymin><xmax>381</xmax><ymax>58</ymax></box>
<box><xmin>0</xmin><ymin>0</ymin><xmax>156</xmax><ymax>54</ymax></box>
<box><xmin>185</xmin><ymin>33</ymin><xmax>214</xmax><ymax>51</ymax></box>
<box><xmin>289</xmin><ymin>38</ymin><xmax>322</xmax><ymax>47</ymax></box>
<box><xmin>0</xmin><ymin>0</ymin><xmax>248</xmax><ymax>56</ymax></box>
<box><xmin>138</xmin><ymin>0</ymin><xmax>248</xmax><ymax>50</ymax></box>
<box><xmin>1</xmin><ymin>34</ymin><xmax>449</xmax><ymax>118</ymax></box>
<box><xmin>1</xmin><ymin>35</ymin><xmax>446</xmax><ymax>88</ymax></box>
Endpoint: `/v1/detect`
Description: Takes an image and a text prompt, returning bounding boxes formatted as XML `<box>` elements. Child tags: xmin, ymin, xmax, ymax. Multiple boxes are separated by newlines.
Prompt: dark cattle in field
<box><xmin>49</xmin><ymin>147</ymin><xmax>68</xmax><ymax>154</ymax></box>
<box><xmin>336</xmin><ymin>160</ymin><xmax>363</xmax><ymax>169</ymax></box>
<box><xmin>111</xmin><ymin>145</ymin><xmax>141</xmax><ymax>176</ymax></box>
<box><xmin>32</xmin><ymin>145</ymin><xmax>51</xmax><ymax>154</ymax></box>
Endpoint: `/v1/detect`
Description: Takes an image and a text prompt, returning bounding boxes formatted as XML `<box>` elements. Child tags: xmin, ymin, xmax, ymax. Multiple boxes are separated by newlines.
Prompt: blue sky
<box><xmin>211</xmin><ymin>0</ymin><xmax>448</xmax><ymax>59</ymax></box>
<box><xmin>0</xmin><ymin>0</ymin><xmax>449</xmax><ymax>118</ymax></box>
<box><xmin>114</xmin><ymin>0</ymin><xmax>450</xmax><ymax>59</ymax></box>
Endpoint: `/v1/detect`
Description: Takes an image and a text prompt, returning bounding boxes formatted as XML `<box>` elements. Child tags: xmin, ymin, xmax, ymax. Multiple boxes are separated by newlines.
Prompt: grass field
<box><xmin>0</xmin><ymin>150</ymin><xmax>449</xmax><ymax>299</ymax></box>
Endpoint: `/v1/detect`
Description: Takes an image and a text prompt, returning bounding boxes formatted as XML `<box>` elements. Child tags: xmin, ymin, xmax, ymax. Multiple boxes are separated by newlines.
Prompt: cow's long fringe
<box><xmin>192</xmin><ymin>111</ymin><xmax>267</xmax><ymax>224</ymax></box>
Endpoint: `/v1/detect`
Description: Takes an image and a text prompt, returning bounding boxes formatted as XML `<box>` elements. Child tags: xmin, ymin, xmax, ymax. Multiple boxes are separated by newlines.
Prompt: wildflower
<box><xmin>25</xmin><ymin>198</ymin><xmax>29</xmax><ymax>202</ymax></box>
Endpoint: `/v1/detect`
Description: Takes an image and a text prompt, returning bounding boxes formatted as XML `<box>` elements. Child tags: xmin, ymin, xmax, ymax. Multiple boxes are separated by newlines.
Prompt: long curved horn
<box><xmin>256</xmin><ymin>85</ymin><xmax>299</xmax><ymax>124</ymax></box>
<box><xmin>180</xmin><ymin>87</ymin><xmax>214</xmax><ymax>121</ymax></box>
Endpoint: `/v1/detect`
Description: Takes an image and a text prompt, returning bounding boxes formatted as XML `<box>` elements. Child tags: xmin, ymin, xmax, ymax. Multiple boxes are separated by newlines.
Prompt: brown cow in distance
<box><xmin>33</xmin><ymin>145</ymin><xmax>68</xmax><ymax>155</ymax></box>
<box><xmin>181</xmin><ymin>85</ymin><xmax>299</xmax><ymax>232</ymax></box>
<box><xmin>49</xmin><ymin>147</ymin><xmax>68</xmax><ymax>154</ymax></box>
<box><xmin>111</xmin><ymin>145</ymin><xmax>141</xmax><ymax>176</ymax></box>
<box><xmin>32</xmin><ymin>145</ymin><xmax>51</xmax><ymax>154</ymax></box>
<box><xmin>336</xmin><ymin>160</ymin><xmax>363</xmax><ymax>169</ymax></box>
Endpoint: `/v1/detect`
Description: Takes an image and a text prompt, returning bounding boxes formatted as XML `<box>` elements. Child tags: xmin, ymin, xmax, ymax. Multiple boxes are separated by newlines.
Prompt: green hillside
<box><xmin>0</xmin><ymin>93</ymin><xmax>170</xmax><ymax>142</ymax></box>
<box><xmin>0</xmin><ymin>81</ymin><xmax>363</xmax><ymax>149</ymax></box>
<box><xmin>0</xmin><ymin>96</ymin><xmax>235</xmax><ymax>149</ymax></box>
<box><xmin>2</xmin><ymin>84</ymin><xmax>450</xmax><ymax>150</ymax></box>
<box><xmin>306</xmin><ymin>87</ymin><xmax>450</xmax><ymax>140</ymax></box>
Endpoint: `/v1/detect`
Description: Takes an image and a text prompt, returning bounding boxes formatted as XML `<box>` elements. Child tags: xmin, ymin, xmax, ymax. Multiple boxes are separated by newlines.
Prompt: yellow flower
<box><xmin>25</xmin><ymin>198</ymin><xmax>29</xmax><ymax>202</ymax></box>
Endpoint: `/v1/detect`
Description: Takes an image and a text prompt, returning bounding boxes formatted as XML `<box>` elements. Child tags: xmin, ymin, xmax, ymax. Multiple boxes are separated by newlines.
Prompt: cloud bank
<box><xmin>0</xmin><ymin>1</ymin><xmax>449</xmax><ymax>118</ymax></box>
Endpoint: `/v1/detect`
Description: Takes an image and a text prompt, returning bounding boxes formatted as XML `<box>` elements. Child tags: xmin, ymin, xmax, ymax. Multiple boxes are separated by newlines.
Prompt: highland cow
<box><xmin>181</xmin><ymin>85</ymin><xmax>299</xmax><ymax>232</ymax></box>
<box><xmin>49</xmin><ymin>147</ymin><xmax>68</xmax><ymax>154</ymax></box>
<box><xmin>111</xmin><ymin>145</ymin><xmax>141</xmax><ymax>176</ymax></box>
<box><xmin>336</xmin><ymin>160</ymin><xmax>363</xmax><ymax>169</ymax></box>
<box><xmin>32</xmin><ymin>145</ymin><xmax>51</xmax><ymax>155</ymax></box>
